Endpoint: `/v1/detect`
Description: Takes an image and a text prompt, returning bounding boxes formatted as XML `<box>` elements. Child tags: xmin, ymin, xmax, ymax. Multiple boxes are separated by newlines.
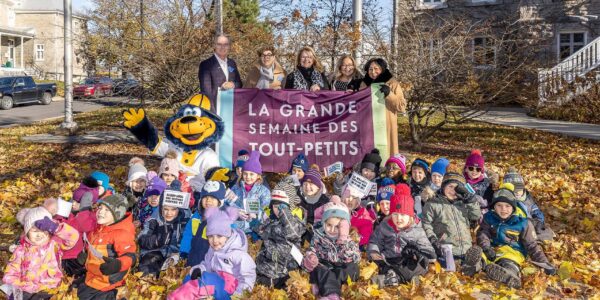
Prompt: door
<box><xmin>12</xmin><ymin>77</ymin><xmax>26</xmax><ymax>102</ymax></box>
<box><xmin>7</xmin><ymin>39</ymin><xmax>15</xmax><ymax>66</ymax></box>
<box><xmin>22</xmin><ymin>77</ymin><xmax>38</xmax><ymax>101</ymax></box>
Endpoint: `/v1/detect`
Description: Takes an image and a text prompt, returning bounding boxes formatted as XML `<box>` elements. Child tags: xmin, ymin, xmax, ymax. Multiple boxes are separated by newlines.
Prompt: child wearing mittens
<box><xmin>368</xmin><ymin>184</ymin><xmax>436</xmax><ymax>287</ymax></box>
<box><xmin>254</xmin><ymin>180</ymin><xmax>306</xmax><ymax>288</ymax></box>
<box><xmin>180</xmin><ymin>180</ymin><xmax>228</xmax><ymax>267</ymax></box>
<box><xmin>3</xmin><ymin>207</ymin><xmax>79</xmax><ymax>300</ymax></box>
<box><xmin>302</xmin><ymin>196</ymin><xmax>360</xmax><ymax>300</ymax></box>
<box><xmin>168</xmin><ymin>207</ymin><xmax>256</xmax><ymax>300</ymax></box>
<box><xmin>78</xmin><ymin>194</ymin><xmax>137</xmax><ymax>300</ymax></box>
<box><xmin>230</xmin><ymin>151</ymin><xmax>270</xmax><ymax>239</ymax></box>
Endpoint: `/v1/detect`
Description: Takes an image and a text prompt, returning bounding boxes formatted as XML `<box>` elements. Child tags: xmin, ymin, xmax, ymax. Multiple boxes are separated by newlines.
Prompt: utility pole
<box><xmin>60</xmin><ymin>0</ymin><xmax>77</xmax><ymax>132</ymax></box>
<box><xmin>216</xmin><ymin>0</ymin><xmax>223</xmax><ymax>36</ymax></box>
<box><xmin>139</xmin><ymin>0</ymin><xmax>145</xmax><ymax>105</ymax></box>
<box><xmin>352</xmin><ymin>0</ymin><xmax>363</xmax><ymax>66</ymax></box>
<box><xmin>391</xmin><ymin>0</ymin><xmax>399</xmax><ymax>73</ymax></box>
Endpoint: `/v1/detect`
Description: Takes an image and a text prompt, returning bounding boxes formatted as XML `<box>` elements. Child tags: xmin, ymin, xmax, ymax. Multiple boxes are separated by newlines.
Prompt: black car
<box><xmin>0</xmin><ymin>76</ymin><xmax>57</xmax><ymax>110</ymax></box>
<box><xmin>112</xmin><ymin>79</ymin><xmax>140</xmax><ymax>96</ymax></box>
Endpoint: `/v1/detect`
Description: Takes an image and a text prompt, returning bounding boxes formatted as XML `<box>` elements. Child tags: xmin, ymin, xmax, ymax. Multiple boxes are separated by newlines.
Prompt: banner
<box><xmin>217</xmin><ymin>86</ymin><xmax>389</xmax><ymax>173</ymax></box>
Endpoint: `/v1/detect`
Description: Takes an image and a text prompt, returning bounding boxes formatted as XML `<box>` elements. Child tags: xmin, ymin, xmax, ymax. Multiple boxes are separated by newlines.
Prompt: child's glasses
<box><xmin>468</xmin><ymin>166</ymin><xmax>482</xmax><ymax>172</ymax></box>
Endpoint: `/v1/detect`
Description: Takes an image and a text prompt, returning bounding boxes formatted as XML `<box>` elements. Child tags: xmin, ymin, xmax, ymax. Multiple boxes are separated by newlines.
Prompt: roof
<box><xmin>0</xmin><ymin>26</ymin><xmax>35</xmax><ymax>37</ymax></box>
<box><xmin>15</xmin><ymin>0</ymin><xmax>63</xmax><ymax>11</ymax></box>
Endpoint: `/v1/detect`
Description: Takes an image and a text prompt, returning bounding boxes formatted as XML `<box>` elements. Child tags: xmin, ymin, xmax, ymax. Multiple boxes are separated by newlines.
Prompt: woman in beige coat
<box><xmin>359</xmin><ymin>58</ymin><xmax>407</xmax><ymax>156</ymax></box>
<box><xmin>244</xmin><ymin>46</ymin><xmax>286</xmax><ymax>89</ymax></box>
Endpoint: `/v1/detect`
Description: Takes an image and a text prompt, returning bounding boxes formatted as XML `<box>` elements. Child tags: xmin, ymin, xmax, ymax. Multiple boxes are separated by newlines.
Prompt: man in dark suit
<box><xmin>198</xmin><ymin>34</ymin><xmax>243</xmax><ymax>111</ymax></box>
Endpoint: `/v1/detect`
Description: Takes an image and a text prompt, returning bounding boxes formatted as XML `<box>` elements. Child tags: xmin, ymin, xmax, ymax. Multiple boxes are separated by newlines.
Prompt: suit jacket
<box><xmin>198</xmin><ymin>54</ymin><xmax>243</xmax><ymax>110</ymax></box>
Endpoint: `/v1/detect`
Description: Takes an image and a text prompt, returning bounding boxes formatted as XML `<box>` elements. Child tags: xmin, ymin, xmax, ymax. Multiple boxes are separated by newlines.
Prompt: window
<box><xmin>558</xmin><ymin>32</ymin><xmax>586</xmax><ymax>60</ymax></box>
<box><xmin>35</xmin><ymin>44</ymin><xmax>45</xmax><ymax>61</ymax></box>
<box><xmin>419</xmin><ymin>0</ymin><xmax>447</xmax><ymax>9</ymax></box>
<box><xmin>473</xmin><ymin>37</ymin><xmax>496</xmax><ymax>67</ymax></box>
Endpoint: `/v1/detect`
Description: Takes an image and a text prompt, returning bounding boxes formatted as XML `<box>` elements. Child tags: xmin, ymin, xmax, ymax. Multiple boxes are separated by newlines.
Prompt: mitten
<box><xmin>379</xmin><ymin>84</ymin><xmax>391</xmax><ymax>97</ymax></box>
<box><xmin>99</xmin><ymin>256</ymin><xmax>122</xmax><ymax>275</ymax></box>
<box><xmin>34</xmin><ymin>217</ymin><xmax>59</xmax><ymax>234</ymax></box>
<box><xmin>455</xmin><ymin>184</ymin><xmax>475</xmax><ymax>203</ymax></box>
<box><xmin>77</xmin><ymin>251</ymin><xmax>88</xmax><ymax>265</ymax></box>
<box><xmin>302</xmin><ymin>253</ymin><xmax>319</xmax><ymax>272</ymax></box>
<box><xmin>337</xmin><ymin>219</ymin><xmax>350</xmax><ymax>244</ymax></box>
<box><xmin>482</xmin><ymin>247</ymin><xmax>496</xmax><ymax>262</ymax></box>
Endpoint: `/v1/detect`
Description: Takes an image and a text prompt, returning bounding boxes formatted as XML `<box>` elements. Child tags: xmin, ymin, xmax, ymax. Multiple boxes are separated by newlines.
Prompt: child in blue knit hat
<box><xmin>90</xmin><ymin>171</ymin><xmax>115</xmax><ymax>199</ymax></box>
<box><xmin>229</xmin><ymin>150</ymin><xmax>250</xmax><ymax>188</ymax></box>
<box><xmin>375</xmin><ymin>178</ymin><xmax>395</xmax><ymax>225</ymax></box>
<box><xmin>408</xmin><ymin>159</ymin><xmax>430</xmax><ymax>217</ymax></box>
<box><xmin>420</xmin><ymin>158</ymin><xmax>450</xmax><ymax>204</ymax></box>
<box><xmin>290</xmin><ymin>152</ymin><xmax>309</xmax><ymax>181</ymax></box>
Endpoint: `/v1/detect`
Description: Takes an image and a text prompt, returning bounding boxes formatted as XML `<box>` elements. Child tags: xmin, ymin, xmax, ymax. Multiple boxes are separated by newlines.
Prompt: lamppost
<box><xmin>60</xmin><ymin>0</ymin><xmax>77</xmax><ymax>132</ymax></box>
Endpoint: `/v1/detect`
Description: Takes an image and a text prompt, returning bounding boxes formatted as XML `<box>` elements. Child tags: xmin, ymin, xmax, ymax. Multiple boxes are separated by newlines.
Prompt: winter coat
<box><xmin>3</xmin><ymin>223</ymin><xmax>79</xmax><ymax>294</ymax></box>
<box><xmin>477</xmin><ymin>211</ymin><xmax>550</xmax><ymax>265</ymax></box>
<box><xmin>351</xmin><ymin>206</ymin><xmax>376</xmax><ymax>247</ymax></box>
<box><xmin>138</xmin><ymin>208</ymin><xmax>191</xmax><ymax>257</ymax></box>
<box><xmin>84</xmin><ymin>213</ymin><xmax>137</xmax><ymax>292</ymax></box>
<box><xmin>359</xmin><ymin>73</ymin><xmax>406</xmax><ymax>156</ymax></box>
<box><xmin>230</xmin><ymin>180</ymin><xmax>271</xmax><ymax>232</ymax></box>
<box><xmin>180</xmin><ymin>211</ymin><xmax>210</xmax><ymax>267</ymax></box>
<box><xmin>299</xmin><ymin>191</ymin><xmax>329</xmax><ymax>226</ymax></box>
<box><xmin>255</xmin><ymin>206</ymin><xmax>306</xmax><ymax>280</ymax></box>
<box><xmin>137</xmin><ymin>195</ymin><xmax>159</xmax><ymax>227</ymax></box>
<box><xmin>515</xmin><ymin>190</ymin><xmax>545</xmax><ymax>227</ymax></box>
<box><xmin>197</xmin><ymin>228</ymin><xmax>257</xmax><ymax>295</ymax></box>
<box><xmin>469</xmin><ymin>177</ymin><xmax>493</xmax><ymax>207</ymax></box>
<box><xmin>284</xmin><ymin>68</ymin><xmax>330</xmax><ymax>90</ymax></box>
<box><xmin>306</xmin><ymin>227</ymin><xmax>361</xmax><ymax>266</ymax></box>
<box><xmin>57</xmin><ymin>209</ymin><xmax>97</xmax><ymax>260</ymax></box>
<box><xmin>421</xmin><ymin>192</ymin><xmax>482</xmax><ymax>256</ymax></box>
<box><xmin>367</xmin><ymin>218</ymin><xmax>436</xmax><ymax>261</ymax></box>
<box><xmin>244</xmin><ymin>62</ymin><xmax>287</xmax><ymax>89</ymax></box>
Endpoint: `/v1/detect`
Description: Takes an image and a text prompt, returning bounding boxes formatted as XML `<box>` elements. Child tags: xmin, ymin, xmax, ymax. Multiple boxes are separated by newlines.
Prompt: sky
<box><xmin>73</xmin><ymin>0</ymin><xmax>93</xmax><ymax>10</ymax></box>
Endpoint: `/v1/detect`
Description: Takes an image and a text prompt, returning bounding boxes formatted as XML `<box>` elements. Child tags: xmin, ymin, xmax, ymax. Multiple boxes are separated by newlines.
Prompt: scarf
<box><xmin>362</xmin><ymin>69</ymin><xmax>393</xmax><ymax>87</ymax></box>
<box><xmin>257</xmin><ymin>65</ymin><xmax>274</xmax><ymax>89</ymax></box>
<box><xmin>304</xmin><ymin>190</ymin><xmax>323</xmax><ymax>205</ymax></box>
<box><xmin>292</xmin><ymin>66</ymin><xmax>324</xmax><ymax>90</ymax></box>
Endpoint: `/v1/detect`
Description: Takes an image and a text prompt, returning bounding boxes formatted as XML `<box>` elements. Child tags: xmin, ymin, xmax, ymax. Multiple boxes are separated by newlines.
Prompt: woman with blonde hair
<box><xmin>244</xmin><ymin>46</ymin><xmax>287</xmax><ymax>89</ymax></box>
<box><xmin>285</xmin><ymin>46</ymin><xmax>329</xmax><ymax>91</ymax></box>
<box><xmin>330</xmin><ymin>55</ymin><xmax>362</xmax><ymax>91</ymax></box>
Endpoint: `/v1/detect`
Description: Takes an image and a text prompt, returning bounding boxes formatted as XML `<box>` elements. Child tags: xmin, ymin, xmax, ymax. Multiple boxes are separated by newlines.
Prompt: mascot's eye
<box><xmin>192</xmin><ymin>107</ymin><xmax>202</xmax><ymax>116</ymax></box>
<box><xmin>183</xmin><ymin>108</ymin><xmax>194</xmax><ymax>116</ymax></box>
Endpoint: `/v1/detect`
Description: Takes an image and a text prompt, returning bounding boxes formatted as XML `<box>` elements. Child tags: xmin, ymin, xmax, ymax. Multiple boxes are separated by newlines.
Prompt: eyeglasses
<box><xmin>468</xmin><ymin>166</ymin><xmax>482</xmax><ymax>172</ymax></box>
<box><xmin>261</xmin><ymin>53</ymin><xmax>273</xmax><ymax>58</ymax></box>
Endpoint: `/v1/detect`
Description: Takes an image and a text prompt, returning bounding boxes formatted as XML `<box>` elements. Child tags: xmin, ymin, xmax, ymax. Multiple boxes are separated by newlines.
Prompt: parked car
<box><xmin>0</xmin><ymin>76</ymin><xmax>57</xmax><ymax>110</ymax></box>
<box><xmin>73</xmin><ymin>77</ymin><xmax>114</xmax><ymax>98</ymax></box>
<box><xmin>112</xmin><ymin>79</ymin><xmax>140</xmax><ymax>96</ymax></box>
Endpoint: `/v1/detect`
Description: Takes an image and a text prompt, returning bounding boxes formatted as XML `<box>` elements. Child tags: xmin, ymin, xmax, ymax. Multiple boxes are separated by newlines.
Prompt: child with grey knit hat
<box><xmin>124</xmin><ymin>157</ymin><xmax>148</xmax><ymax>212</ymax></box>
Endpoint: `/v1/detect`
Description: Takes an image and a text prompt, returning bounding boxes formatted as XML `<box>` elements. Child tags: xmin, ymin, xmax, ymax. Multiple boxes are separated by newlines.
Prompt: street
<box><xmin>0</xmin><ymin>98</ymin><xmax>111</xmax><ymax>128</ymax></box>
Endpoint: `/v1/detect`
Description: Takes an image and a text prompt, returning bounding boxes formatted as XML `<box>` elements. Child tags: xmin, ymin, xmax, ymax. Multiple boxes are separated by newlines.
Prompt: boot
<box><xmin>462</xmin><ymin>246</ymin><xmax>483</xmax><ymax>277</ymax></box>
<box><xmin>383</xmin><ymin>269</ymin><xmax>400</xmax><ymax>287</ymax></box>
<box><xmin>484</xmin><ymin>259</ymin><xmax>522</xmax><ymax>289</ymax></box>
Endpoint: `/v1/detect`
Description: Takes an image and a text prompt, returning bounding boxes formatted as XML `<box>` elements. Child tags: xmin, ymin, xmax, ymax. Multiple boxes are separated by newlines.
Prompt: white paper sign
<box><xmin>324</xmin><ymin>161</ymin><xmax>344</xmax><ymax>177</ymax></box>
<box><xmin>368</xmin><ymin>184</ymin><xmax>377</xmax><ymax>196</ymax></box>
<box><xmin>162</xmin><ymin>190</ymin><xmax>191</xmax><ymax>209</ymax></box>
<box><xmin>56</xmin><ymin>198</ymin><xmax>72</xmax><ymax>218</ymax></box>
<box><xmin>244</xmin><ymin>196</ymin><xmax>260</xmax><ymax>214</ymax></box>
<box><xmin>346</xmin><ymin>172</ymin><xmax>375</xmax><ymax>198</ymax></box>
<box><xmin>290</xmin><ymin>244</ymin><xmax>304</xmax><ymax>265</ymax></box>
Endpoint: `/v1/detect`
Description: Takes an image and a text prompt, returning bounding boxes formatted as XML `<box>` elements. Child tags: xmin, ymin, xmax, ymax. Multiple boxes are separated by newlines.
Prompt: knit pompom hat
<box><xmin>205</xmin><ymin>206</ymin><xmax>240</xmax><ymax>237</ymax></box>
<box><xmin>385</xmin><ymin>153</ymin><xmax>407</xmax><ymax>175</ymax></box>
<box><xmin>376</xmin><ymin>178</ymin><xmax>395</xmax><ymax>202</ymax></box>
<box><xmin>17</xmin><ymin>206</ymin><xmax>53</xmax><ymax>234</ymax></box>
<box><xmin>322</xmin><ymin>195</ymin><xmax>350</xmax><ymax>223</ymax></box>
<box><xmin>159</xmin><ymin>151</ymin><xmax>180</xmax><ymax>178</ymax></box>
<box><xmin>503</xmin><ymin>167</ymin><xmax>525</xmax><ymax>191</ymax></box>
<box><xmin>271</xmin><ymin>179</ymin><xmax>302</xmax><ymax>210</ymax></box>
<box><xmin>361</xmin><ymin>149</ymin><xmax>382</xmax><ymax>174</ymax></box>
<box><xmin>389</xmin><ymin>183</ymin><xmax>414</xmax><ymax>217</ymax></box>
<box><xmin>290</xmin><ymin>152</ymin><xmax>309</xmax><ymax>173</ymax></box>
<box><xmin>301</xmin><ymin>169</ymin><xmax>324</xmax><ymax>190</ymax></box>
<box><xmin>441</xmin><ymin>163</ymin><xmax>466</xmax><ymax>189</ymax></box>
<box><xmin>465</xmin><ymin>149</ymin><xmax>485</xmax><ymax>171</ymax></box>
<box><xmin>128</xmin><ymin>157</ymin><xmax>148</xmax><ymax>184</ymax></box>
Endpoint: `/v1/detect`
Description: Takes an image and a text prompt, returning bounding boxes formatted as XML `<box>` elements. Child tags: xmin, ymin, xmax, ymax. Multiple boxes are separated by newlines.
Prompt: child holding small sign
<box><xmin>137</xmin><ymin>189</ymin><xmax>191</xmax><ymax>276</ymax></box>
<box><xmin>302</xmin><ymin>196</ymin><xmax>360</xmax><ymax>300</ymax></box>
<box><xmin>77</xmin><ymin>194</ymin><xmax>137</xmax><ymax>300</ymax></box>
<box><xmin>254</xmin><ymin>180</ymin><xmax>306</xmax><ymax>288</ymax></box>
<box><xmin>181</xmin><ymin>180</ymin><xmax>228</xmax><ymax>267</ymax></box>
<box><xmin>341</xmin><ymin>183</ymin><xmax>376</xmax><ymax>250</ymax></box>
<box><xmin>230</xmin><ymin>151</ymin><xmax>271</xmax><ymax>238</ymax></box>
<box><xmin>333</xmin><ymin>149</ymin><xmax>382</xmax><ymax>197</ymax></box>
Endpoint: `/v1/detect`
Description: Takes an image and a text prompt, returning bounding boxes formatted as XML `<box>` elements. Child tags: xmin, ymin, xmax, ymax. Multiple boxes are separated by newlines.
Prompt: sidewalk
<box><xmin>472</xmin><ymin>107</ymin><xmax>600</xmax><ymax>141</ymax></box>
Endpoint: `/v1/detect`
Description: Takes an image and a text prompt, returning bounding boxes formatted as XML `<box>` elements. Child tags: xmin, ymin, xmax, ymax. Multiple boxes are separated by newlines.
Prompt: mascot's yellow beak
<box><xmin>169</xmin><ymin>94</ymin><xmax>217</xmax><ymax>145</ymax></box>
